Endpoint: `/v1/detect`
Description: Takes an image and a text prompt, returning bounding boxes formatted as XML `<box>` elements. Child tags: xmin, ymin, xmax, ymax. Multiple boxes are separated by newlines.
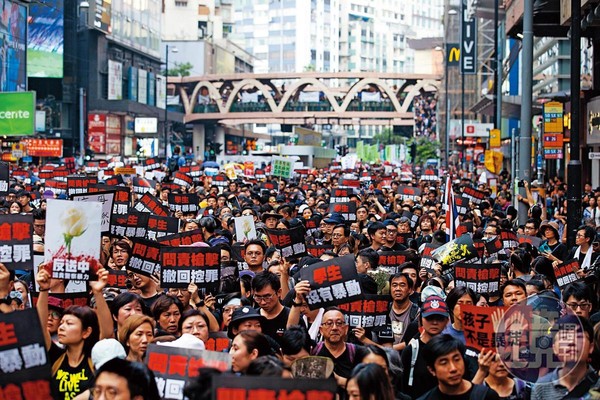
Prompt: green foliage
<box><xmin>163</xmin><ymin>62</ymin><xmax>194</xmax><ymax>77</ymax></box>
<box><xmin>372</xmin><ymin>127</ymin><xmax>405</xmax><ymax>145</ymax></box>
<box><xmin>410</xmin><ymin>136</ymin><xmax>440</xmax><ymax>166</ymax></box>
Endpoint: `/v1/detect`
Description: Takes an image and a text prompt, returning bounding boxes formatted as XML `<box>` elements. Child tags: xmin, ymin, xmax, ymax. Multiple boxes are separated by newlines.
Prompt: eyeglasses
<box><xmin>386</xmin><ymin>230</ymin><xmax>397</xmax><ymax>235</ymax></box>
<box><xmin>254</xmin><ymin>293</ymin><xmax>276</xmax><ymax>302</ymax></box>
<box><xmin>575</xmin><ymin>233</ymin><xmax>586</xmax><ymax>238</ymax></box>
<box><xmin>566</xmin><ymin>302</ymin><xmax>592</xmax><ymax>310</ymax></box>
<box><xmin>49</xmin><ymin>310</ymin><xmax>61</xmax><ymax>319</ymax></box>
<box><xmin>242</xmin><ymin>213</ymin><xmax>254</xmax><ymax>217</ymax></box>
<box><xmin>331</xmin><ymin>233</ymin><xmax>344</xmax><ymax>238</ymax></box>
<box><xmin>168</xmin><ymin>288</ymin><xmax>189</xmax><ymax>295</ymax></box>
<box><xmin>91</xmin><ymin>386</ymin><xmax>119</xmax><ymax>399</ymax></box>
<box><xmin>321</xmin><ymin>320</ymin><xmax>346</xmax><ymax>328</ymax></box>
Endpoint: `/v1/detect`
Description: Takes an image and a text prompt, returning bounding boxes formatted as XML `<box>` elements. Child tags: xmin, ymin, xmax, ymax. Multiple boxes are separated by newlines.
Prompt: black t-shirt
<box><xmin>49</xmin><ymin>343</ymin><xmax>94</xmax><ymax>400</ymax></box>
<box><xmin>417</xmin><ymin>384</ymin><xmax>500</xmax><ymax>400</ymax></box>
<box><xmin>141</xmin><ymin>292</ymin><xmax>161</xmax><ymax>309</ymax></box>
<box><xmin>313</xmin><ymin>342</ymin><xmax>368</xmax><ymax>379</ymax></box>
<box><xmin>259</xmin><ymin>306</ymin><xmax>290</xmax><ymax>346</ymax></box>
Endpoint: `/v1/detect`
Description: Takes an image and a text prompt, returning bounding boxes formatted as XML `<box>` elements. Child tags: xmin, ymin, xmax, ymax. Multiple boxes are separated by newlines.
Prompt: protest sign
<box><xmin>396</xmin><ymin>232</ymin><xmax>413</xmax><ymax>246</ymax></box>
<box><xmin>265</xmin><ymin>226</ymin><xmax>307</xmax><ymax>259</ymax></box>
<box><xmin>499</xmin><ymin>230</ymin><xmax>519</xmax><ymax>249</ymax></box>
<box><xmin>461</xmin><ymin>304</ymin><xmax>505</xmax><ymax>353</ymax></box>
<box><xmin>462</xmin><ymin>187</ymin><xmax>486</xmax><ymax>204</ymax></box>
<box><xmin>146</xmin><ymin>344</ymin><xmax>231</xmax><ymax>400</ymax></box>
<box><xmin>378</xmin><ymin>251</ymin><xmax>409</xmax><ymax>274</ymax></box>
<box><xmin>255</xmin><ymin>169</ymin><xmax>266</xmax><ymax>179</ymax></box>
<box><xmin>32</xmin><ymin>255</ymin><xmax>88</xmax><ymax>294</ymax></box>
<box><xmin>45</xmin><ymin>199</ymin><xmax>102</xmax><ymax>281</ymax></box>
<box><xmin>454</xmin><ymin>262</ymin><xmax>502</xmax><ymax>296</ymax></box>
<box><xmin>211</xmin><ymin>376</ymin><xmax>336</xmax><ymax>400</ymax></box>
<box><xmin>128</xmin><ymin>239</ymin><xmax>162</xmax><ymax>278</ymax></box>
<box><xmin>180</xmin><ymin>165</ymin><xmax>203</xmax><ymax>179</ymax></box>
<box><xmin>300</xmin><ymin>254</ymin><xmax>363</xmax><ymax>310</ymax></box>
<box><xmin>328</xmin><ymin>201</ymin><xmax>357</xmax><ymax>222</ymax></box>
<box><xmin>338</xmin><ymin>294</ymin><xmax>389</xmax><ymax>330</ymax></box>
<box><xmin>454</xmin><ymin>195</ymin><xmax>470</xmax><ymax>216</ymax></box>
<box><xmin>271</xmin><ymin>156</ymin><xmax>293</xmax><ymax>179</ymax></box>
<box><xmin>485</xmin><ymin>236</ymin><xmax>504</xmax><ymax>257</ymax></box>
<box><xmin>172</xmin><ymin>171</ymin><xmax>193</xmax><ymax>188</ymax></box>
<box><xmin>0</xmin><ymin>162</ymin><xmax>8</xmax><ymax>195</ymax></box>
<box><xmin>212</xmin><ymin>174</ymin><xmax>229</xmax><ymax>189</ymax></box>
<box><xmin>420</xmin><ymin>168</ymin><xmax>440</xmax><ymax>181</ymax></box>
<box><xmin>432</xmin><ymin>235</ymin><xmax>478</xmax><ymax>266</ymax></box>
<box><xmin>234</xmin><ymin>215</ymin><xmax>257</xmax><ymax>242</ymax></box>
<box><xmin>103</xmin><ymin>174</ymin><xmax>125</xmax><ymax>186</ymax></box>
<box><xmin>45</xmin><ymin>179</ymin><xmax>67</xmax><ymax>196</ymax></box>
<box><xmin>518</xmin><ymin>234</ymin><xmax>543</xmax><ymax>248</ymax></box>
<box><xmin>0</xmin><ymin>214</ymin><xmax>33</xmax><ymax>270</ymax></box>
<box><xmin>230</xmin><ymin>243</ymin><xmax>249</xmax><ymax>271</ymax></box>
<box><xmin>259</xmin><ymin>181</ymin><xmax>277</xmax><ymax>191</ymax></box>
<box><xmin>204</xmin><ymin>332</ymin><xmax>231</xmax><ymax>353</ymax></box>
<box><xmin>156</xmin><ymin>229</ymin><xmax>204</xmax><ymax>247</ymax></box>
<box><xmin>304</xmin><ymin>216</ymin><xmax>321</xmax><ymax>236</ymax></box>
<box><xmin>456</xmin><ymin>222</ymin><xmax>474</xmax><ymax>238</ymax></box>
<box><xmin>107</xmin><ymin>269</ymin><xmax>129</xmax><ymax>290</ymax></box>
<box><xmin>420</xmin><ymin>256</ymin><xmax>437</xmax><ymax>275</ymax></box>
<box><xmin>67</xmin><ymin>175</ymin><xmax>98</xmax><ymax>197</ymax></box>
<box><xmin>110</xmin><ymin>212</ymin><xmax>149</xmax><ymax>239</ymax></box>
<box><xmin>291</xmin><ymin>357</ymin><xmax>335</xmax><ymax>380</ymax></box>
<box><xmin>168</xmin><ymin>193</ymin><xmax>199</xmax><ymax>214</ymax></box>
<box><xmin>554</xmin><ymin>259</ymin><xmax>581</xmax><ymax>287</ymax></box>
<box><xmin>132</xmin><ymin>177</ymin><xmax>157</xmax><ymax>195</ymax></box>
<box><xmin>161</xmin><ymin>246</ymin><xmax>220</xmax><ymax>290</ymax></box>
<box><xmin>0</xmin><ymin>308</ymin><xmax>52</xmax><ymax>398</ymax></box>
<box><xmin>473</xmin><ymin>239</ymin><xmax>486</xmax><ymax>259</ymax></box>
<box><xmin>397</xmin><ymin>186</ymin><xmax>422</xmax><ymax>201</ymax></box>
<box><xmin>72</xmin><ymin>191</ymin><xmax>115</xmax><ymax>233</ymax></box>
<box><xmin>92</xmin><ymin>184</ymin><xmax>130</xmax><ymax>215</ymax></box>
<box><xmin>422</xmin><ymin>243</ymin><xmax>437</xmax><ymax>257</ymax></box>
<box><xmin>401</xmin><ymin>210</ymin><xmax>420</xmax><ymax>229</ymax></box>
<box><xmin>307</xmin><ymin>244</ymin><xmax>334</xmax><ymax>258</ymax></box>
<box><xmin>134</xmin><ymin>192</ymin><xmax>171</xmax><ymax>217</ymax></box>
<box><xmin>144</xmin><ymin>158</ymin><xmax>161</xmax><ymax>171</ymax></box>
<box><xmin>338</xmin><ymin>178</ymin><xmax>360</xmax><ymax>188</ymax></box>
<box><xmin>330</xmin><ymin>188</ymin><xmax>353</xmax><ymax>203</ymax></box>
<box><xmin>147</xmin><ymin>215</ymin><xmax>180</xmax><ymax>241</ymax></box>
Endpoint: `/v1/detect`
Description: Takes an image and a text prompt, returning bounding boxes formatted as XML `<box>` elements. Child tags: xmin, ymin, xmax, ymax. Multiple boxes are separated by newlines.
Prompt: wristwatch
<box><xmin>195</xmin><ymin>300</ymin><xmax>205</xmax><ymax>308</ymax></box>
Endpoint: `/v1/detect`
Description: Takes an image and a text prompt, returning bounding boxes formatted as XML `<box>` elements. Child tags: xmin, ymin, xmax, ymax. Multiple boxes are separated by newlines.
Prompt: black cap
<box><xmin>227</xmin><ymin>306</ymin><xmax>266</xmax><ymax>339</ymax></box>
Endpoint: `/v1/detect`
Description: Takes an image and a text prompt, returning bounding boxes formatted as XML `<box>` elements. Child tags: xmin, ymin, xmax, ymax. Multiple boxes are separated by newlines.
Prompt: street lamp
<box><xmin>164</xmin><ymin>45</ymin><xmax>179</xmax><ymax>158</ymax></box>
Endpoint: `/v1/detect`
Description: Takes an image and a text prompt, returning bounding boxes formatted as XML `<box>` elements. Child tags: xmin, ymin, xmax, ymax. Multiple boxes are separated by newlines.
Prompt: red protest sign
<box><xmin>0</xmin><ymin>214</ymin><xmax>34</xmax><ymax>270</ymax></box>
<box><xmin>454</xmin><ymin>262</ymin><xmax>502</xmax><ymax>296</ymax></box>
<box><xmin>265</xmin><ymin>226</ymin><xmax>307</xmax><ymax>258</ymax></box>
<box><xmin>127</xmin><ymin>238</ymin><xmax>162</xmax><ymax>278</ymax></box>
<box><xmin>156</xmin><ymin>229</ymin><xmax>204</xmax><ymax>247</ymax></box>
<box><xmin>160</xmin><ymin>246</ymin><xmax>220</xmax><ymax>290</ymax></box>
<box><xmin>134</xmin><ymin>192</ymin><xmax>170</xmax><ymax>217</ymax></box>
<box><xmin>554</xmin><ymin>259</ymin><xmax>581</xmax><ymax>288</ymax></box>
<box><xmin>378</xmin><ymin>251</ymin><xmax>409</xmax><ymax>274</ymax></box>
<box><xmin>461</xmin><ymin>304</ymin><xmax>506</xmax><ymax>353</ymax></box>
<box><xmin>338</xmin><ymin>294</ymin><xmax>389</xmax><ymax>329</ymax></box>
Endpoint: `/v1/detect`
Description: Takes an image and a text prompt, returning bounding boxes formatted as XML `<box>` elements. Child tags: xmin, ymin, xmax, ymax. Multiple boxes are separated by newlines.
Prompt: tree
<box><xmin>163</xmin><ymin>62</ymin><xmax>194</xmax><ymax>77</ymax></box>
<box><xmin>410</xmin><ymin>136</ymin><xmax>440</xmax><ymax>166</ymax></box>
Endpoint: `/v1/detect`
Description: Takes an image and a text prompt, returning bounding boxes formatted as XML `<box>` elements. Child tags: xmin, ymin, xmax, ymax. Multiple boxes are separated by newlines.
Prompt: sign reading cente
<box><xmin>0</xmin><ymin>92</ymin><xmax>35</xmax><ymax>136</ymax></box>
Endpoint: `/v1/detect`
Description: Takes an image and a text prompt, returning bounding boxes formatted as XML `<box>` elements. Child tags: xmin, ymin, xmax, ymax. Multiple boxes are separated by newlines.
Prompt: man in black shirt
<box><xmin>252</xmin><ymin>271</ymin><xmax>290</xmax><ymax>345</ymax></box>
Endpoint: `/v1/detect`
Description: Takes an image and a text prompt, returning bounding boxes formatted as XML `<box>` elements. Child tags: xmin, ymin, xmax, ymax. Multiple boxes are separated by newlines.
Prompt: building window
<box><xmin>175</xmin><ymin>0</ymin><xmax>187</xmax><ymax>6</ymax></box>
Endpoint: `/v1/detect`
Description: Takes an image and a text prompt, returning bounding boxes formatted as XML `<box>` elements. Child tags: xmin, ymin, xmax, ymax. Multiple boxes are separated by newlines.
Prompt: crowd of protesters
<box><xmin>413</xmin><ymin>94</ymin><xmax>437</xmax><ymax>140</ymax></box>
<box><xmin>1</xmin><ymin>156</ymin><xmax>600</xmax><ymax>400</ymax></box>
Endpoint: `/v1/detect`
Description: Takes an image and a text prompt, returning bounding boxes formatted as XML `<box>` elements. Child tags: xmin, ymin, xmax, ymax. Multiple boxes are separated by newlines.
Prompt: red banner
<box><xmin>88</xmin><ymin>113</ymin><xmax>107</xmax><ymax>154</ymax></box>
<box><xmin>22</xmin><ymin>139</ymin><xmax>63</xmax><ymax>157</ymax></box>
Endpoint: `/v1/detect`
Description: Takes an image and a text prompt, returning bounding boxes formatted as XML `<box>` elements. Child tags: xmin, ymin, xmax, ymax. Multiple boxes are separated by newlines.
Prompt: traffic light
<box><xmin>214</xmin><ymin>143</ymin><xmax>223</xmax><ymax>155</ymax></box>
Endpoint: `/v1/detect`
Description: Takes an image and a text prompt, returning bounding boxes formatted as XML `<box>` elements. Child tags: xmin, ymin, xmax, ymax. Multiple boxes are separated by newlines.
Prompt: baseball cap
<box><xmin>421</xmin><ymin>295</ymin><xmax>449</xmax><ymax>318</ymax></box>
<box><xmin>91</xmin><ymin>339</ymin><xmax>126</xmax><ymax>369</ymax></box>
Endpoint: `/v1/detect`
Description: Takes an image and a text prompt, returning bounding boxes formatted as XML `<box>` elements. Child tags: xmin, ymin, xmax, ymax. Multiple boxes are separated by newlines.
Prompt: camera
<box><xmin>517</xmin><ymin>180</ymin><xmax>525</xmax><ymax>188</ymax></box>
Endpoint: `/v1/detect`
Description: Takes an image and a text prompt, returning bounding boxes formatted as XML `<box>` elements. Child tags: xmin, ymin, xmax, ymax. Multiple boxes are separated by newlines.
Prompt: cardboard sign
<box><xmin>144</xmin><ymin>158</ymin><xmax>161</xmax><ymax>171</ymax></box>
<box><xmin>204</xmin><ymin>332</ymin><xmax>230</xmax><ymax>353</ymax></box>
<box><xmin>161</xmin><ymin>246</ymin><xmax>220</xmax><ymax>290</ymax></box>
<box><xmin>234</xmin><ymin>215</ymin><xmax>257</xmax><ymax>242</ymax></box>
<box><xmin>338</xmin><ymin>294</ymin><xmax>390</xmax><ymax>330</ymax></box>
<box><xmin>396</xmin><ymin>232</ymin><xmax>413</xmax><ymax>246</ymax></box>
<box><xmin>114</xmin><ymin>167</ymin><xmax>136</xmax><ymax>175</ymax></box>
<box><xmin>146</xmin><ymin>344</ymin><xmax>231</xmax><ymax>400</ymax></box>
<box><xmin>93</xmin><ymin>184</ymin><xmax>130</xmax><ymax>215</ymax></box>
<box><xmin>338</xmin><ymin>178</ymin><xmax>360</xmax><ymax>188</ymax></box>
<box><xmin>461</xmin><ymin>304</ymin><xmax>505</xmax><ymax>353</ymax></box>
<box><xmin>211</xmin><ymin>174</ymin><xmax>229</xmax><ymax>188</ymax></box>
<box><xmin>304</xmin><ymin>216</ymin><xmax>321</xmax><ymax>236</ymax></box>
<box><xmin>307</xmin><ymin>244</ymin><xmax>334</xmax><ymax>258</ymax></box>
<box><xmin>168</xmin><ymin>193</ymin><xmax>199</xmax><ymax>214</ymax></box>
<box><xmin>473</xmin><ymin>239</ymin><xmax>486</xmax><ymax>259</ymax></box>
<box><xmin>211</xmin><ymin>376</ymin><xmax>336</xmax><ymax>400</ymax></box>
<box><xmin>300</xmin><ymin>254</ymin><xmax>363</xmax><ymax>310</ymax></box>
<box><xmin>0</xmin><ymin>162</ymin><xmax>9</xmax><ymax>195</ymax></box>
<box><xmin>265</xmin><ymin>226</ymin><xmax>307</xmax><ymax>259</ymax></box>
<box><xmin>107</xmin><ymin>269</ymin><xmax>129</xmax><ymax>289</ymax></box>
<box><xmin>454</xmin><ymin>262</ymin><xmax>502</xmax><ymax>296</ymax></box>
<box><xmin>554</xmin><ymin>259</ymin><xmax>581</xmax><ymax>287</ymax></box>
<box><xmin>134</xmin><ymin>192</ymin><xmax>170</xmax><ymax>217</ymax></box>
<box><xmin>172</xmin><ymin>171</ymin><xmax>193</xmax><ymax>188</ymax></box>
<box><xmin>454</xmin><ymin>195</ymin><xmax>470</xmax><ymax>216</ymax></box>
<box><xmin>156</xmin><ymin>229</ymin><xmax>204</xmax><ymax>247</ymax></box>
<box><xmin>255</xmin><ymin>169</ymin><xmax>266</xmax><ymax>179</ymax></box>
<box><xmin>147</xmin><ymin>215</ymin><xmax>180</xmax><ymax>241</ymax></box>
<box><xmin>72</xmin><ymin>191</ymin><xmax>115</xmax><ymax>233</ymax></box>
<box><xmin>462</xmin><ymin>187</ymin><xmax>486</xmax><ymax>204</ymax></box>
<box><xmin>401</xmin><ymin>210</ymin><xmax>420</xmax><ymax>229</ymax></box>
<box><xmin>0</xmin><ymin>214</ymin><xmax>34</xmax><ymax>270</ymax></box>
<box><xmin>45</xmin><ymin>199</ymin><xmax>102</xmax><ymax>281</ymax></box>
<box><xmin>132</xmin><ymin>177</ymin><xmax>157</xmax><ymax>195</ymax></box>
<box><xmin>128</xmin><ymin>239</ymin><xmax>162</xmax><ymax>278</ymax></box>
<box><xmin>66</xmin><ymin>175</ymin><xmax>98</xmax><ymax>197</ymax></box>
<box><xmin>420</xmin><ymin>168</ymin><xmax>440</xmax><ymax>181</ymax></box>
<box><xmin>103</xmin><ymin>175</ymin><xmax>125</xmax><ymax>186</ymax></box>
<box><xmin>0</xmin><ymin>308</ymin><xmax>51</xmax><ymax>398</ymax></box>
<box><xmin>331</xmin><ymin>188</ymin><xmax>353</xmax><ymax>202</ymax></box>
<box><xmin>456</xmin><ymin>222</ymin><xmax>474</xmax><ymax>238</ymax></box>
<box><xmin>180</xmin><ymin>165</ymin><xmax>202</xmax><ymax>178</ymax></box>
<box><xmin>518</xmin><ymin>234</ymin><xmax>542</xmax><ymax>248</ymax></box>
<box><xmin>327</xmin><ymin>201</ymin><xmax>357</xmax><ymax>222</ymax></box>
<box><xmin>259</xmin><ymin>180</ymin><xmax>277</xmax><ymax>191</ymax></box>
<box><xmin>499</xmin><ymin>230</ymin><xmax>519</xmax><ymax>249</ymax></box>
<box><xmin>378</xmin><ymin>251</ymin><xmax>409</xmax><ymax>274</ymax></box>
<box><xmin>45</xmin><ymin>179</ymin><xmax>67</xmax><ymax>196</ymax></box>
<box><xmin>485</xmin><ymin>236</ymin><xmax>504</xmax><ymax>257</ymax></box>
<box><xmin>397</xmin><ymin>186</ymin><xmax>422</xmax><ymax>201</ymax></box>
<box><xmin>110</xmin><ymin>211</ymin><xmax>149</xmax><ymax>238</ymax></box>
<box><xmin>291</xmin><ymin>357</ymin><xmax>335</xmax><ymax>379</ymax></box>
<box><xmin>271</xmin><ymin>156</ymin><xmax>293</xmax><ymax>179</ymax></box>
<box><xmin>420</xmin><ymin>256</ymin><xmax>437</xmax><ymax>275</ymax></box>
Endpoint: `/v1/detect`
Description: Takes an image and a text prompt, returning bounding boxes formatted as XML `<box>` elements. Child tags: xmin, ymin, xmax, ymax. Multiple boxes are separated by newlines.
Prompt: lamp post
<box><xmin>77</xmin><ymin>0</ymin><xmax>89</xmax><ymax>164</ymax></box>
<box><xmin>164</xmin><ymin>45</ymin><xmax>178</xmax><ymax>158</ymax></box>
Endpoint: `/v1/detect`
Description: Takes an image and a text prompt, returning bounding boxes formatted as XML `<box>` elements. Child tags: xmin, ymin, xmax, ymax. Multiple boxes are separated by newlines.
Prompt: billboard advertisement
<box><xmin>105</xmin><ymin>115</ymin><xmax>121</xmax><ymax>154</ymax></box>
<box><xmin>88</xmin><ymin>113</ymin><xmax>107</xmax><ymax>154</ymax></box>
<box><xmin>28</xmin><ymin>0</ymin><xmax>64</xmax><ymax>78</ymax></box>
<box><xmin>0</xmin><ymin>0</ymin><xmax>27</xmax><ymax>91</ymax></box>
<box><xmin>88</xmin><ymin>0</ymin><xmax>111</xmax><ymax>34</ymax></box>
<box><xmin>107</xmin><ymin>60</ymin><xmax>123</xmax><ymax>100</ymax></box>
<box><xmin>0</xmin><ymin>92</ymin><xmax>35</xmax><ymax>136</ymax></box>
<box><xmin>138</xmin><ymin>69</ymin><xmax>148</xmax><ymax>105</ymax></box>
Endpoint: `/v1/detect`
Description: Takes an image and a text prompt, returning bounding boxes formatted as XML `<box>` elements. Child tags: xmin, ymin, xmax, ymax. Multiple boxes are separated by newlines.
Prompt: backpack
<box><xmin>168</xmin><ymin>156</ymin><xmax>180</xmax><ymax>173</ymax></box>
<box><xmin>312</xmin><ymin>342</ymin><xmax>356</xmax><ymax>364</ymax></box>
